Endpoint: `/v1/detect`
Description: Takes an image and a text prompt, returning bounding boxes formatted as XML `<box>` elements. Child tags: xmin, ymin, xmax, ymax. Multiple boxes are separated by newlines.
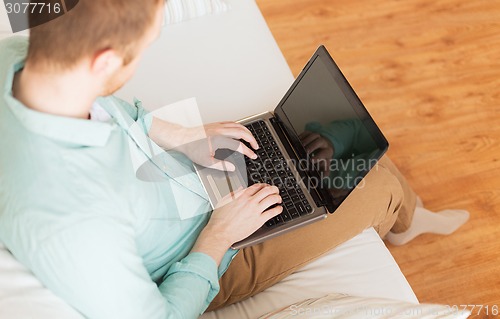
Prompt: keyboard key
<box><xmin>281</xmin><ymin>211</ymin><xmax>292</xmax><ymax>222</ymax></box>
<box><xmin>289</xmin><ymin>208</ymin><xmax>300</xmax><ymax>219</ymax></box>
<box><xmin>284</xmin><ymin>201</ymin><xmax>294</xmax><ymax>209</ymax></box>
<box><xmin>297</xmin><ymin>203</ymin><xmax>307</xmax><ymax>216</ymax></box>
<box><xmin>271</xmin><ymin>177</ymin><xmax>282</xmax><ymax>187</ymax></box>
<box><xmin>265</xmin><ymin>218</ymin><xmax>276</xmax><ymax>227</ymax></box>
<box><xmin>274</xmin><ymin>214</ymin><xmax>283</xmax><ymax>225</ymax></box>
<box><xmin>249</xmin><ymin>172</ymin><xmax>260</xmax><ymax>183</ymax></box>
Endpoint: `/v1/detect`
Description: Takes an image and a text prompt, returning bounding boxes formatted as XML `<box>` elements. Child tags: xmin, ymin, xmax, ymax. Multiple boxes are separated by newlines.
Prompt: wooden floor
<box><xmin>255</xmin><ymin>0</ymin><xmax>500</xmax><ymax>317</ymax></box>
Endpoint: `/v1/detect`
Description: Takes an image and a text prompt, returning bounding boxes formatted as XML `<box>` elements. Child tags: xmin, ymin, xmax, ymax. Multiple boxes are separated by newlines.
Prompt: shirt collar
<box><xmin>3</xmin><ymin>52</ymin><xmax>115</xmax><ymax>147</ymax></box>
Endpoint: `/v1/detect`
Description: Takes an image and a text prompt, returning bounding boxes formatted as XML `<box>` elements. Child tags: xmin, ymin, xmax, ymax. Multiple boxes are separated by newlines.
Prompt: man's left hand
<box><xmin>149</xmin><ymin>118</ymin><xmax>259</xmax><ymax>171</ymax></box>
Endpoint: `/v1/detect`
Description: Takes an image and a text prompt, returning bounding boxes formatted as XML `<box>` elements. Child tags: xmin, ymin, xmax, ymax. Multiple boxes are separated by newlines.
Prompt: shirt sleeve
<box><xmin>30</xmin><ymin>218</ymin><xmax>219</xmax><ymax>319</ymax></box>
<box><xmin>108</xmin><ymin>96</ymin><xmax>154</xmax><ymax>134</ymax></box>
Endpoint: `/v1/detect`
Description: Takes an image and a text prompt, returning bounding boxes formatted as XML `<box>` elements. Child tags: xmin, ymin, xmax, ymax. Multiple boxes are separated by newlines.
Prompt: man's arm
<box><xmin>29</xmin><ymin>183</ymin><xmax>282</xmax><ymax>319</ymax></box>
<box><xmin>32</xmin><ymin>219</ymin><xmax>219</xmax><ymax>319</ymax></box>
<box><xmin>148</xmin><ymin>116</ymin><xmax>260</xmax><ymax>171</ymax></box>
<box><xmin>109</xmin><ymin>95</ymin><xmax>259</xmax><ymax>170</ymax></box>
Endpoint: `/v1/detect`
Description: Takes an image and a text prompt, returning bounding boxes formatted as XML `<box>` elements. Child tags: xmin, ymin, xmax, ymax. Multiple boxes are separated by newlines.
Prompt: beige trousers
<box><xmin>207</xmin><ymin>156</ymin><xmax>417</xmax><ymax>311</ymax></box>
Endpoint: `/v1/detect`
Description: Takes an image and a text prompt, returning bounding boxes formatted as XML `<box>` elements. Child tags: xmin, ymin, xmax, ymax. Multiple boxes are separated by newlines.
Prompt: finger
<box><xmin>252</xmin><ymin>185</ymin><xmax>280</xmax><ymax>203</ymax></box>
<box><xmin>204</xmin><ymin>122</ymin><xmax>237</xmax><ymax>135</ymax></box>
<box><xmin>260</xmin><ymin>205</ymin><xmax>283</xmax><ymax>221</ymax></box>
<box><xmin>214</xmin><ymin>127</ymin><xmax>259</xmax><ymax>150</ymax></box>
<box><xmin>216</xmin><ymin>138</ymin><xmax>257</xmax><ymax>159</ymax></box>
<box><xmin>218</xmin><ymin>122</ymin><xmax>254</xmax><ymax>137</ymax></box>
<box><xmin>212</xmin><ymin>122</ymin><xmax>247</xmax><ymax>129</ymax></box>
<box><xmin>306</xmin><ymin>138</ymin><xmax>327</xmax><ymax>154</ymax></box>
<box><xmin>237</xmin><ymin>142</ymin><xmax>258</xmax><ymax>159</ymax></box>
<box><xmin>317</xmin><ymin>149</ymin><xmax>333</xmax><ymax>161</ymax></box>
<box><xmin>301</xmin><ymin>133</ymin><xmax>320</xmax><ymax>148</ymax></box>
<box><xmin>243</xmin><ymin>183</ymin><xmax>267</xmax><ymax>197</ymax></box>
<box><xmin>240</xmin><ymin>131</ymin><xmax>259</xmax><ymax>150</ymax></box>
<box><xmin>314</xmin><ymin>157</ymin><xmax>328</xmax><ymax>172</ymax></box>
<box><xmin>258</xmin><ymin>194</ymin><xmax>282</xmax><ymax>211</ymax></box>
<box><xmin>299</xmin><ymin>131</ymin><xmax>312</xmax><ymax>139</ymax></box>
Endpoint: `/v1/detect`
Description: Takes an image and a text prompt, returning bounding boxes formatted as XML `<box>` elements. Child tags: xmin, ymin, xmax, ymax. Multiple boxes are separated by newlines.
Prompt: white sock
<box><xmin>385</xmin><ymin>204</ymin><xmax>470</xmax><ymax>246</ymax></box>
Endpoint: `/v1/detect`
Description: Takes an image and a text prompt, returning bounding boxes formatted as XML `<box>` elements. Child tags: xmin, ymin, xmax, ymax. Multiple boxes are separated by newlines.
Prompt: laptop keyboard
<box><xmin>244</xmin><ymin>120</ymin><xmax>313</xmax><ymax>228</ymax></box>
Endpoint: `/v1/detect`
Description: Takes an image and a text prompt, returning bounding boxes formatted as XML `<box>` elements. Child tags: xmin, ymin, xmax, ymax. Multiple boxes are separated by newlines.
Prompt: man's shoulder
<box><xmin>0</xmin><ymin>35</ymin><xmax>29</xmax><ymax>50</ymax></box>
<box><xmin>0</xmin><ymin>36</ymin><xmax>28</xmax><ymax>67</ymax></box>
<box><xmin>0</xmin><ymin>36</ymin><xmax>28</xmax><ymax>103</ymax></box>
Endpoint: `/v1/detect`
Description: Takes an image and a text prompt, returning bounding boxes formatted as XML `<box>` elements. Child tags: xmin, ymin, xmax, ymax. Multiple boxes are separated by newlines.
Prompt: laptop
<box><xmin>195</xmin><ymin>45</ymin><xmax>389</xmax><ymax>249</ymax></box>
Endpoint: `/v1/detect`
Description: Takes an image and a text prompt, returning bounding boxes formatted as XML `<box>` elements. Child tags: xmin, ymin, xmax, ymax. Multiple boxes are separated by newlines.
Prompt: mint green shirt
<box><xmin>0</xmin><ymin>37</ymin><xmax>237</xmax><ymax>319</ymax></box>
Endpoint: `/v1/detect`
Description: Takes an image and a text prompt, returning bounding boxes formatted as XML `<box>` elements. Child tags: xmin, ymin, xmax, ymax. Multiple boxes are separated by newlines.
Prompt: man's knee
<box><xmin>359</xmin><ymin>161</ymin><xmax>405</xmax><ymax>235</ymax></box>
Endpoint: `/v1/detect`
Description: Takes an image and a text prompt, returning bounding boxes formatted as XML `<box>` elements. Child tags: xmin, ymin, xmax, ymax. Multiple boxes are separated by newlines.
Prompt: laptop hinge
<box><xmin>269</xmin><ymin>117</ymin><xmax>334</xmax><ymax>212</ymax></box>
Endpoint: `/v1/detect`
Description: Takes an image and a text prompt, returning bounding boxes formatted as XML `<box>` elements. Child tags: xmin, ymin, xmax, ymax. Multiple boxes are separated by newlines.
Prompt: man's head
<box><xmin>26</xmin><ymin>0</ymin><xmax>164</xmax><ymax>95</ymax></box>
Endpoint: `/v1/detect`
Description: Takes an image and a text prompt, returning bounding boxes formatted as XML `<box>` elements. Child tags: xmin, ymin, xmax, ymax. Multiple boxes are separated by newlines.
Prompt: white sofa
<box><xmin>0</xmin><ymin>1</ymin><xmax>418</xmax><ymax>318</ymax></box>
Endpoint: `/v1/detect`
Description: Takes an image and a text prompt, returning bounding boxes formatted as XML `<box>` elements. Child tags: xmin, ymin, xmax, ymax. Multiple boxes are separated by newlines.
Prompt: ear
<box><xmin>90</xmin><ymin>49</ymin><xmax>123</xmax><ymax>76</ymax></box>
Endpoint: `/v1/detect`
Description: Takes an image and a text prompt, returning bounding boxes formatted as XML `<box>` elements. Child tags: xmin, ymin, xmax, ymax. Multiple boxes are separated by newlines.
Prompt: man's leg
<box><xmin>207</xmin><ymin>156</ymin><xmax>417</xmax><ymax>311</ymax></box>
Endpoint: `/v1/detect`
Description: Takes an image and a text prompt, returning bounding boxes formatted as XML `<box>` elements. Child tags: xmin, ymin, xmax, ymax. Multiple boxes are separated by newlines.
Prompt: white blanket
<box><xmin>0</xmin><ymin>228</ymin><xmax>416</xmax><ymax>319</ymax></box>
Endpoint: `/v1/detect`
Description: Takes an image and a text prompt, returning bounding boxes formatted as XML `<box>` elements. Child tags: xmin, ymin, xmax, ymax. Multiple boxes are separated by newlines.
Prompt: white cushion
<box><xmin>0</xmin><ymin>228</ymin><xmax>416</xmax><ymax>319</ymax></box>
<box><xmin>260</xmin><ymin>293</ymin><xmax>470</xmax><ymax>319</ymax></box>
<box><xmin>116</xmin><ymin>0</ymin><xmax>295</xmax><ymax>124</ymax></box>
<box><xmin>164</xmin><ymin>0</ymin><xmax>229</xmax><ymax>25</ymax></box>
<box><xmin>200</xmin><ymin>228</ymin><xmax>418</xmax><ymax>319</ymax></box>
<box><xmin>0</xmin><ymin>243</ymin><xmax>84</xmax><ymax>319</ymax></box>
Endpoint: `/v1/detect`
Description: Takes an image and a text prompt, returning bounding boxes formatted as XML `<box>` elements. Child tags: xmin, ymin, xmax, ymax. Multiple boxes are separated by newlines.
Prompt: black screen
<box><xmin>274</xmin><ymin>46</ymin><xmax>388</xmax><ymax>211</ymax></box>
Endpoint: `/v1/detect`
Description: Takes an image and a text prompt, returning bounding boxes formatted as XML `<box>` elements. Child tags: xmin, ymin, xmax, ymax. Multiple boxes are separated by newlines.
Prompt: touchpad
<box><xmin>205</xmin><ymin>149</ymin><xmax>248</xmax><ymax>205</ymax></box>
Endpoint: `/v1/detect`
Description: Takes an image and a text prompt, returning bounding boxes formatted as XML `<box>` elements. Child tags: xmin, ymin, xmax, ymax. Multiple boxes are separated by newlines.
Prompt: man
<box><xmin>0</xmin><ymin>1</ymin><xmax>469</xmax><ymax>318</ymax></box>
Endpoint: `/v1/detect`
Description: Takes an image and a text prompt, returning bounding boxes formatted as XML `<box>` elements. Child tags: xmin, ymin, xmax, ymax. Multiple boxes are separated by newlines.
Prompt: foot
<box><xmin>385</xmin><ymin>206</ymin><xmax>470</xmax><ymax>246</ymax></box>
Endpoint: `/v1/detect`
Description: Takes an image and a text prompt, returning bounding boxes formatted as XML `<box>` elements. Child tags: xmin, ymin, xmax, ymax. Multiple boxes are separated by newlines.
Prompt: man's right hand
<box><xmin>191</xmin><ymin>184</ymin><xmax>282</xmax><ymax>264</ymax></box>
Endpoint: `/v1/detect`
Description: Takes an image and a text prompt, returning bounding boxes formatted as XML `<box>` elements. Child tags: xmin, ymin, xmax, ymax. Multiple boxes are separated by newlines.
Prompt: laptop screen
<box><xmin>274</xmin><ymin>46</ymin><xmax>388</xmax><ymax>211</ymax></box>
